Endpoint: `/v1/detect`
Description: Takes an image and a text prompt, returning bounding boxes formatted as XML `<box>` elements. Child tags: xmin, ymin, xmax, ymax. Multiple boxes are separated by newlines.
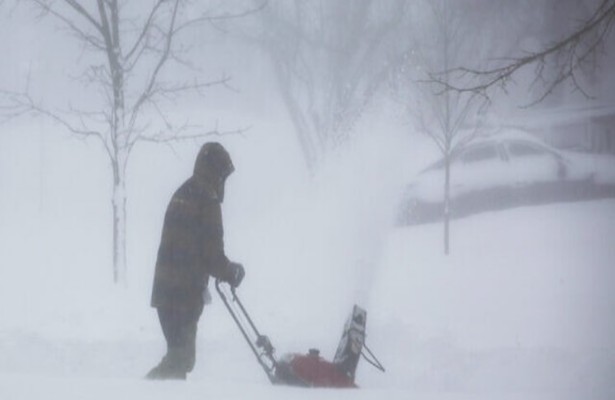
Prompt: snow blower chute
<box><xmin>215</xmin><ymin>280</ymin><xmax>385</xmax><ymax>388</ymax></box>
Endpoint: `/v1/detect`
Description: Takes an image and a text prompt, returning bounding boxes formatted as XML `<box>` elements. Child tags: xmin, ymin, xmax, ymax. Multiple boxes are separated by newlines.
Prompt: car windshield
<box><xmin>507</xmin><ymin>141</ymin><xmax>549</xmax><ymax>158</ymax></box>
<box><xmin>460</xmin><ymin>144</ymin><xmax>499</xmax><ymax>164</ymax></box>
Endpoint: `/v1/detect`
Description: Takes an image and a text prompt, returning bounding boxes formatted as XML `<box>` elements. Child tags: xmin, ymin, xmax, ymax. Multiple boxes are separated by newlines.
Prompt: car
<box><xmin>398</xmin><ymin>130</ymin><xmax>615</xmax><ymax>225</ymax></box>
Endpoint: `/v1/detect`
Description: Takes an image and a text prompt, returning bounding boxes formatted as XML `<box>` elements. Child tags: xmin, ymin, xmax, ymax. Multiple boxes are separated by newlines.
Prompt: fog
<box><xmin>1</xmin><ymin>1</ymin><xmax>614</xmax><ymax>399</ymax></box>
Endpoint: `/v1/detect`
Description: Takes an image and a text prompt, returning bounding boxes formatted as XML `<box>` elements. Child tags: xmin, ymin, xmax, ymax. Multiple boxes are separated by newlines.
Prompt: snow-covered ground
<box><xmin>5</xmin><ymin>200</ymin><xmax>614</xmax><ymax>400</ymax></box>
<box><xmin>1</xmin><ymin>116</ymin><xmax>614</xmax><ymax>399</ymax></box>
<box><xmin>371</xmin><ymin>200</ymin><xmax>615</xmax><ymax>397</ymax></box>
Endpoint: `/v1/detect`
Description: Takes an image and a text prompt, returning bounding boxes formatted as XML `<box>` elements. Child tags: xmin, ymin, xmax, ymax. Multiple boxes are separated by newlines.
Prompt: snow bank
<box><xmin>369</xmin><ymin>199</ymin><xmax>615</xmax><ymax>396</ymax></box>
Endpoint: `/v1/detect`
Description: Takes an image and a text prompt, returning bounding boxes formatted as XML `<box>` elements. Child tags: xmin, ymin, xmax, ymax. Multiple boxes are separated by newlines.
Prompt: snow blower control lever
<box><xmin>215</xmin><ymin>279</ymin><xmax>385</xmax><ymax>388</ymax></box>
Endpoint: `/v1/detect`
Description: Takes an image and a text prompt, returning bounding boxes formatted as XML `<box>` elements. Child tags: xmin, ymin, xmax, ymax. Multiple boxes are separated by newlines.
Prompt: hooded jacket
<box><xmin>150</xmin><ymin>145</ymin><xmax>234</xmax><ymax>309</ymax></box>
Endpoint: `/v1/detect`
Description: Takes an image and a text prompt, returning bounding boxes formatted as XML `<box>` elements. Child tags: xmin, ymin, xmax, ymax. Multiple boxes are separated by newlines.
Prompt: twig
<box><xmin>432</xmin><ymin>0</ymin><xmax>615</xmax><ymax>104</ymax></box>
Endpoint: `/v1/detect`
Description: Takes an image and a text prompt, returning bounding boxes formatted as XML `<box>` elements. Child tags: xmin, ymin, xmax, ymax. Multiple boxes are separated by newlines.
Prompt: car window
<box><xmin>423</xmin><ymin>158</ymin><xmax>445</xmax><ymax>171</ymax></box>
<box><xmin>507</xmin><ymin>141</ymin><xmax>548</xmax><ymax>158</ymax></box>
<box><xmin>460</xmin><ymin>144</ymin><xmax>499</xmax><ymax>164</ymax></box>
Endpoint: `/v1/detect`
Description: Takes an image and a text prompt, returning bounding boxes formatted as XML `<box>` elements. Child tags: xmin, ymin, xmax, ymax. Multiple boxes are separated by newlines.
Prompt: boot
<box><xmin>145</xmin><ymin>350</ymin><xmax>187</xmax><ymax>380</ymax></box>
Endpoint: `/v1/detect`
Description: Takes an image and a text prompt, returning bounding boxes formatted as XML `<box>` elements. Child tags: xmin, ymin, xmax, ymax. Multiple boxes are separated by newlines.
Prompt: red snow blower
<box><xmin>215</xmin><ymin>280</ymin><xmax>385</xmax><ymax>388</ymax></box>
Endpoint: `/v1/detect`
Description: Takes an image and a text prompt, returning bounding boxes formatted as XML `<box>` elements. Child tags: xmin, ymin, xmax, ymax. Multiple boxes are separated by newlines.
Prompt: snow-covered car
<box><xmin>398</xmin><ymin>130</ymin><xmax>615</xmax><ymax>224</ymax></box>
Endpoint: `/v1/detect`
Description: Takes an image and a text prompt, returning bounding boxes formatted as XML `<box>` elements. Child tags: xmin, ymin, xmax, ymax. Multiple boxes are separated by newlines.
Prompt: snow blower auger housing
<box><xmin>215</xmin><ymin>279</ymin><xmax>385</xmax><ymax>388</ymax></box>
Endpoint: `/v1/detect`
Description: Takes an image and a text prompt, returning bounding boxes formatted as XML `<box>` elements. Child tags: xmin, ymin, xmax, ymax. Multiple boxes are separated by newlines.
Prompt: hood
<box><xmin>193</xmin><ymin>142</ymin><xmax>234</xmax><ymax>202</ymax></box>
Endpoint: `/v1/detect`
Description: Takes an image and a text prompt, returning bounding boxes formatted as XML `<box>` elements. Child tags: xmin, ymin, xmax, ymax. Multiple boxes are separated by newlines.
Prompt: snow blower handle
<box><xmin>215</xmin><ymin>279</ymin><xmax>279</xmax><ymax>383</ymax></box>
<box><xmin>227</xmin><ymin>284</ymin><xmax>274</xmax><ymax>357</ymax></box>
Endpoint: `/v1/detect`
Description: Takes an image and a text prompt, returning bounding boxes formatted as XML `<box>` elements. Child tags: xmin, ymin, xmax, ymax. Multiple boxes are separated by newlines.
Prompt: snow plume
<box><xmin>219</xmin><ymin>115</ymin><xmax>415</xmax><ymax>352</ymax></box>
<box><xmin>307</xmin><ymin>131</ymin><xmax>410</xmax><ymax>307</ymax></box>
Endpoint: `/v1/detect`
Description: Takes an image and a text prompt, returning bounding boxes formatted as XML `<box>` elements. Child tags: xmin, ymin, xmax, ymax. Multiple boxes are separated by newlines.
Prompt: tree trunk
<box><xmin>444</xmin><ymin>155</ymin><xmax>451</xmax><ymax>255</ymax></box>
<box><xmin>442</xmin><ymin>8</ymin><xmax>451</xmax><ymax>256</ymax></box>
<box><xmin>111</xmin><ymin>161</ymin><xmax>128</xmax><ymax>284</ymax></box>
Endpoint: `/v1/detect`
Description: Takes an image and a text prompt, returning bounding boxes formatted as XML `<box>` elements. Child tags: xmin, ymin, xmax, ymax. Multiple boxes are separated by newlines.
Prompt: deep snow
<box><xmin>1</xmin><ymin>117</ymin><xmax>614</xmax><ymax>399</ymax></box>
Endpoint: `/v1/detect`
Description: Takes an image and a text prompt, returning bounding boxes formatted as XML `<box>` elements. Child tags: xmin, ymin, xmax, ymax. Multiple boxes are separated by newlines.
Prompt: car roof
<box><xmin>463</xmin><ymin>129</ymin><xmax>561</xmax><ymax>153</ymax></box>
<box><xmin>421</xmin><ymin>129</ymin><xmax>563</xmax><ymax>172</ymax></box>
<box><xmin>471</xmin><ymin>129</ymin><xmax>543</xmax><ymax>145</ymax></box>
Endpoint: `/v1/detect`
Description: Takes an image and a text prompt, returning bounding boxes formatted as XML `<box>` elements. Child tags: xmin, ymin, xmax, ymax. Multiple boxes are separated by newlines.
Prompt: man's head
<box><xmin>194</xmin><ymin>142</ymin><xmax>234</xmax><ymax>201</ymax></box>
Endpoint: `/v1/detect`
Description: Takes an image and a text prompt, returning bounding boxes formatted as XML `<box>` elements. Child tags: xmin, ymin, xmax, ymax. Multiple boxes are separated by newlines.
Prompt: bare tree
<box><xmin>437</xmin><ymin>0</ymin><xmax>615</xmax><ymax>105</ymax></box>
<box><xmin>6</xmin><ymin>0</ymin><xmax>259</xmax><ymax>283</ymax></box>
<box><xmin>252</xmin><ymin>0</ymin><xmax>405</xmax><ymax>171</ymax></box>
<box><xmin>391</xmin><ymin>0</ymin><xmax>493</xmax><ymax>254</ymax></box>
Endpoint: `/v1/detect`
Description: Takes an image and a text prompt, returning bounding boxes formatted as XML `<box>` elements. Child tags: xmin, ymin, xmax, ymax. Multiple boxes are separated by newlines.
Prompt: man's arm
<box><xmin>201</xmin><ymin>201</ymin><xmax>231</xmax><ymax>281</ymax></box>
<box><xmin>200</xmin><ymin>201</ymin><xmax>244</xmax><ymax>287</ymax></box>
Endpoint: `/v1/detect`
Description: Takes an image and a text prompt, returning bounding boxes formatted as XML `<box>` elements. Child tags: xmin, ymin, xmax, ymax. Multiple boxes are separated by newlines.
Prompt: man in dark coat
<box><xmin>146</xmin><ymin>142</ymin><xmax>245</xmax><ymax>380</ymax></box>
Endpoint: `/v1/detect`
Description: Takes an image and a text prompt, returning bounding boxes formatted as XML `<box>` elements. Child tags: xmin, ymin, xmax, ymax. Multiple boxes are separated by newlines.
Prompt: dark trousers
<box><xmin>149</xmin><ymin>303</ymin><xmax>204</xmax><ymax>378</ymax></box>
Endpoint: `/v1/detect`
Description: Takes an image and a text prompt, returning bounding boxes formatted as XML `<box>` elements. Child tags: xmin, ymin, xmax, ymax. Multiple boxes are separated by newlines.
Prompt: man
<box><xmin>147</xmin><ymin>142</ymin><xmax>245</xmax><ymax>380</ymax></box>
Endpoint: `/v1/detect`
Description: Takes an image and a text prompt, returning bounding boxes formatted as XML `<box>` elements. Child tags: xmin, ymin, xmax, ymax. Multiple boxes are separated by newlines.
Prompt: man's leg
<box><xmin>147</xmin><ymin>304</ymin><xmax>203</xmax><ymax>379</ymax></box>
<box><xmin>172</xmin><ymin>304</ymin><xmax>203</xmax><ymax>375</ymax></box>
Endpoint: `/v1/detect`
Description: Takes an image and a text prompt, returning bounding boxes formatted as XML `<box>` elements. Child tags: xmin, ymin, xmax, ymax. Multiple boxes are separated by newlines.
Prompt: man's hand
<box><xmin>227</xmin><ymin>262</ymin><xmax>245</xmax><ymax>288</ymax></box>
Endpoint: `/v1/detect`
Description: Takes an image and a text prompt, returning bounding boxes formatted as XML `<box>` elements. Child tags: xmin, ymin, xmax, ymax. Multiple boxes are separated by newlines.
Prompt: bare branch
<box><xmin>124</xmin><ymin>0</ymin><xmax>165</xmax><ymax>62</ymax></box>
<box><xmin>2</xmin><ymin>89</ymin><xmax>118</xmax><ymax>161</ymax></box>
<box><xmin>138</xmin><ymin>125</ymin><xmax>249</xmax><ymax>144</ymax></box>
<box><xmin>151</xmin><ymin>76</ymin><xmax>233</xmax><ymax>99</ymax></box>
<box><xmin>28</xmin><ymin>0</ymin><xmax>105</xmax><ymax>50</ymax></box>
<box><xmin>3</xmin><ymin>91</ymin><xmax>100</xmax><ymax>136</ymax></box>
<box><xmin>129</xmin><ymin>0</ymin><xmax>180</xmax><ymax>124</ymax></box>
<box><xmin>64</xmin><ymin>0</ymin><xmax>103</xmax><ymax>32</ymax></box>
<box><xmin>434</xmin><ymin>0</ymin><xmax>615</xmax><ymax>103</ymax></box>
<box><xmin>172</xmin><ymin>1</ymin><xmax>267</xmax><ymax>37</ymax></box>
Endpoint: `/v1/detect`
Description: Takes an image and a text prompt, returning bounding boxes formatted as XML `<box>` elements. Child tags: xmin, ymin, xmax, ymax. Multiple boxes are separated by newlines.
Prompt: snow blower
<box><xmin>215</xmin><ymin>279</ymin><xmax>385</xmax><ymax>388</ymax></box>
